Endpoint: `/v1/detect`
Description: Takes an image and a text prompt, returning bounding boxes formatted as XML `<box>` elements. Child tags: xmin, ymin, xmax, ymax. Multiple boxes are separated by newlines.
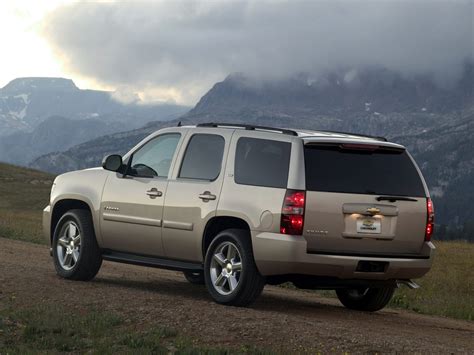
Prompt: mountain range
<box><xmin>0</xmin><ymin>77</ymin><xmax>189</xmax><ymax>165</ymax></box>
<box><xmin>5</xmin><ymin>65</ymin><xmax>474</xmax><ymax>229</ymax></box>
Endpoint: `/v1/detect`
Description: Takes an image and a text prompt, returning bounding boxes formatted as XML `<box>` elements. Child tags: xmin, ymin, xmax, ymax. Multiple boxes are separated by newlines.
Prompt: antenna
<box><xmin>177</xmin><ymin>121</ymin><xmax>182</xmax><ymax>127</ymax></box>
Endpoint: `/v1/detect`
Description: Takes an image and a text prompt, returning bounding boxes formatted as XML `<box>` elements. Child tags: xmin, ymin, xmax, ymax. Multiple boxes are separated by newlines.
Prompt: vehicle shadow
<box><xmin>93</xmin><ymin>275</ymin><xmax>211</xmax><ymax>301</ymax></box>
<box><xmin>92</xmin><ymin>274</ymin><xmax>355</xmax><ymax>317</ymax></box>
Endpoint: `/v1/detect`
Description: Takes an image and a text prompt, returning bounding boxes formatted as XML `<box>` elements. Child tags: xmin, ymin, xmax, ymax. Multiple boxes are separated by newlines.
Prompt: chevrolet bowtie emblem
<box><xmin>366</xmin><ymin>207</ymin><xmax>381</xmax><ymax>215</ymax></box>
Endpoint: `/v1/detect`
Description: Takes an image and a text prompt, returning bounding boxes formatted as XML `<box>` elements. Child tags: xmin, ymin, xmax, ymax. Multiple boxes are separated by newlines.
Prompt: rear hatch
<box><xmin>303</xmin><ymin>142</ymin><xmax>428</xmax><ymax>256</ymax></box>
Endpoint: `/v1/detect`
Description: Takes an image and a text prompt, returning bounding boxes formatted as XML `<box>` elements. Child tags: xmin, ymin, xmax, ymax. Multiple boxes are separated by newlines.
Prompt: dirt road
<box><xmin>0</xmin><ymin>237</ymin><xmax>472</xmax><ymax>353</ymax></box>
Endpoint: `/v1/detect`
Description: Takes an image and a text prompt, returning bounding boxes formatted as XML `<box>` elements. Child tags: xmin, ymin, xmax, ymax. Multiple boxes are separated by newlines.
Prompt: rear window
<box><xmin>235</xmin><ymin>137</ymin><xmax>291</xmax><ymax>188</ymax></box>
<box><xmin>304</xmin><ymin>145</ymin><xmax>425</xmax><ymax>197</ymax></box>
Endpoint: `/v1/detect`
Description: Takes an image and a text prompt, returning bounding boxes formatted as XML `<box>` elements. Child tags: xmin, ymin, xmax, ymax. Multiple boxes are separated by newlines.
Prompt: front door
<box><xmin>100</xmin><ymin>132</ymin><xmax>183</xmax><ymax>256</ymax></box>
<box><xmin>162</xmin><ymin>131</ymin><xmax>232</xmax><ymax>262</ymax></box>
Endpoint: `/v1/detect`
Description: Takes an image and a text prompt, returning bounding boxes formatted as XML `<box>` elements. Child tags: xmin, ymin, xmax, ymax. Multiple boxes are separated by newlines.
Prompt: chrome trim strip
<box><xmin>162</xmin><ymin>220</ymin><xmax>194</xmax><ymax>231</ymax></box>
<box><xmin>343</xmin><ymin>203</ymin><xmax>399</xmax><ymax>216</ymax></box>
<box><xmin>342</xmin><ymin>232</ymin><xmax>395</xmax><ymax>240</ymax></box>
<box><xmin>103</xmin><ymin>213</ymin><xmax>161</xmax><ymax>227</ymax></box>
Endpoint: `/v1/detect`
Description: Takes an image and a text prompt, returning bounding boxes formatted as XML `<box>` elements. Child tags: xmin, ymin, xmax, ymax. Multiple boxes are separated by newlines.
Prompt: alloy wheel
<box><xmin>210</xmin><ymin>241</ymin><xmax>242</xmax><ymax>295</ymax></box>
<box><xmin>56</xmin><ymin>221</ymin><xmax>81</xmax><ymax>271</ymax></box>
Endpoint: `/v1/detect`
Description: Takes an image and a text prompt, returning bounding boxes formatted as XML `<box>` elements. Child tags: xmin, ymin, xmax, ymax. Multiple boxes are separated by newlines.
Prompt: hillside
<box><xmin>0</xmin><ymin>116</ymin><xmax>118</xmax><ymax>165</ymax></box>
<box><xmin>0</xmin><ymin>77</ymin><xmax>189</xmax><ymax>166</ymax></box>
<box><xmin>189</xmin><ymin>66</ymin><xmax>472</xmax><ymax>119</ymax></box>
<box><xmin>0</xmin><ymin>77</ymin><xmax>189</xmax><ymax>136</ymax></box>
<box><xmin>0</xmin><ymin>162</ymin><xmax>53</xmax><ymax>244</ymax></box>
<box><xmin>31</xmin><ymin>121</ymin><xmax>164</xmax><ymax>173</ymax></box>
<box><xmin>31</xmin><ymin>66</ymin><xmax>473</xmax><ymax>231</ymax></box>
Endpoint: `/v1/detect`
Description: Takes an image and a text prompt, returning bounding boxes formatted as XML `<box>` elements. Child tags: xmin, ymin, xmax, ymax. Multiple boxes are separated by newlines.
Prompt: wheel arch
<box><xmin>202</xmin><ymin>216</ymin><xmax>251</xmax><ymax>258</ymax></box>
<box><xmin>50</xmin><ymin>198</ymin><xmax>95</xmax><ymax>243</ymax></box>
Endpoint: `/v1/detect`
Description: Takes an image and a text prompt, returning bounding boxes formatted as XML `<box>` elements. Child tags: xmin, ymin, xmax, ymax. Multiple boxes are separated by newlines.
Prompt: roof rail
<box><xmin>196</xmin><ymin>122</ymin><xmax>298</xmax><ymax>136</ymax></box>
<box><xmin>308</xmin><ymin>130</ymin><xmax>388</xmax><ymax>142</ymax></box>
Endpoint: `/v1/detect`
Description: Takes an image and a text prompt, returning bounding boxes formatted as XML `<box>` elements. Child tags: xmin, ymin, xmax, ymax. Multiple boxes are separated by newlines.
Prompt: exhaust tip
<box><xmin>397</xmin><ymin>279</ymin><xmax>420</xmax><ymax>289</ymax></box>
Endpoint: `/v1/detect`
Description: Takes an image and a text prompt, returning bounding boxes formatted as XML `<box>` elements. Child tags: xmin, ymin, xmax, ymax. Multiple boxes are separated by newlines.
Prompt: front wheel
<box><xmin>204</xmin><ymin>229</ymin><xmax>265</xmax><ymax>306</ymax></box>
<box><xmin>336</xmin><ymin>286</ymin><xmax>395</xmax><ymax>312</ymax></box>
<box><xmin>52</xmin><ymin>209</ymin><xmax>102</xmax><ymax>281</ymax></box>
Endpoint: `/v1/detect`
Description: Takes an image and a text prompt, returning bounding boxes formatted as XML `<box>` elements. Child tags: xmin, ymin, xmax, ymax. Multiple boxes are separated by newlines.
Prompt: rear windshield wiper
<box><xmin>376</xmin><ymin>196</ymin><xmax>418</xmax><ymax>202</ymax></box>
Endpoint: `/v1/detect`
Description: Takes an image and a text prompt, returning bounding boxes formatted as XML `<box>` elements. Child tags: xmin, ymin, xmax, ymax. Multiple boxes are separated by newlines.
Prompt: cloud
<box><xmin>41</xmin><ymin>0</ymin><xmax>473</xmax><ymax>104</ymax></box>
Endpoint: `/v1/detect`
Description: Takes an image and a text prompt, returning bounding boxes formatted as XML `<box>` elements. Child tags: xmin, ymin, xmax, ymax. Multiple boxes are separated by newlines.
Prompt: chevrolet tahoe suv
<box><xmin>43</xmin><ymin>123</ymin><xmax>435</xmax><ymax>311</ymax></box>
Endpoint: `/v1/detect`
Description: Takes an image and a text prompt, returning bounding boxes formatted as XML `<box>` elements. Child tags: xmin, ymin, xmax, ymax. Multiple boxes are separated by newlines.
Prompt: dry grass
<box><xmin>0</xmin><ymin>303</ymin><xmax>268</xmax><ymax>354</ymax></box>
<box><xmin>390</xmin><ymin>241</ymin><xmax>473</xmax><ymax>320</ymax></box>
<box><xmin>0</xmin><ymin>162</ymin><xmax>53</xmax><ymax>244</ymax></box>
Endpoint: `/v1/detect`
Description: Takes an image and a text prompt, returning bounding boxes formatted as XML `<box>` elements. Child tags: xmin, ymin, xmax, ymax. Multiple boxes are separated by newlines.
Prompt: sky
<box><xmin>0</xmin><ymin>0</ymin><xmax>472</xmax><ymax>105</ymax></box>
<box><xmin>0</xmin><ymin>1</ymin><xmax>98</xmax><ymax>91</ymax></box>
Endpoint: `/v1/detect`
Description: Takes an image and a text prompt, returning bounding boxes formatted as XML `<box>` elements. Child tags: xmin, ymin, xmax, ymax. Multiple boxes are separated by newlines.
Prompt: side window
<box><xmin>179</xmin><ymin>134</ymin><xmax>225</xmax><ymax>181</ymax></box>
<box><xmin>130</xmin><ymin>133</ymin><xmax>181</xmax><ymax>178</ymax></box>
<box><xmin>235</xmin><ymin>137</ymin><xmax>291</xmax><ymax>188</ymax></box>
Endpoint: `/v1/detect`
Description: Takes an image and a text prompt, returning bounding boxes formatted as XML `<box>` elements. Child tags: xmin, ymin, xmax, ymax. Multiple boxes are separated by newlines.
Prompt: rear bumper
<box><xmin>251</xmin><ymin>231</ymin><xmax>434</xmax><ymax>280</ymax></box>
<box><xmin>42</xmin><ymin>205</ymin><xmax>51</xmax><ymax>246</ymax></box>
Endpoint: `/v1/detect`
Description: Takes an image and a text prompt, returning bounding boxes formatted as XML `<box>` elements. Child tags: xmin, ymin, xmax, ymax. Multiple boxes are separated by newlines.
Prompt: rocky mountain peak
<box><xmin>190</xmin><ymin>64</ymin><xmax>473</xmax><ymax>117</ymax></box>
<box><xmin>1</xmin><ymin>77</ymin><xmax>78</xmax><ymax>94</ymax></box>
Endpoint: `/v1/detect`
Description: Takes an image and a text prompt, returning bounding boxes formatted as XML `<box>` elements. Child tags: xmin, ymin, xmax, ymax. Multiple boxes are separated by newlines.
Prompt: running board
<box><xmin>102</xmin><ymin>250</ymin><xmax>203</xmax><ymax>272</ymax></box>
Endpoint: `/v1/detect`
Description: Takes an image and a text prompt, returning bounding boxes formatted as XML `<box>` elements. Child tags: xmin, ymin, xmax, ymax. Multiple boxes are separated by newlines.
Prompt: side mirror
<box><xmin>102</xmin><ymin>154</ymin><xmax>123</xmax><ymax>172</ymax></box>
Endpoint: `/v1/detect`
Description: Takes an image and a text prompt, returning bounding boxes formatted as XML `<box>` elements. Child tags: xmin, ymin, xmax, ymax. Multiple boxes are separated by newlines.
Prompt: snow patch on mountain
<box><xmin>343</xmin><ymin>69</ymin><xmax>358</xmax><ymax>83</ymax></box>
<box><xmin>14</xmin><ymin>94</ymin><xmax>30</xmax><ymax>104</ymax></box>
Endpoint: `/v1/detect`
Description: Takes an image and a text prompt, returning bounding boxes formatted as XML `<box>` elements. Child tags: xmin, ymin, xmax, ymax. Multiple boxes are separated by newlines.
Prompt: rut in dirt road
<box><xmin>1</xmin><ymin>238</ymin><xmax>472</xmax><ymax>353</ymax></box>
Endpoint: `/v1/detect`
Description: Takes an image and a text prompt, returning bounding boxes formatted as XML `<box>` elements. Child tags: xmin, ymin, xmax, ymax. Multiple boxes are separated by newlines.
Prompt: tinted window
<box><xmin>304</xmin><ymin>145</ymin><xmax>425</xmax><ymax>196</ymax></box>
<box><xmin>131</xmin><ymin>133</ymin><xmax>181</xmax><ymax>178</ymax></box>
<box><xmin>179</xmin><ymin>134</ymin><xmax>225</xmax><ymax>180</ymax></box>
<box><xmin>235</xmin><ymin>137</ymin><xmax>291</xmax><ymax>188</ymax></box>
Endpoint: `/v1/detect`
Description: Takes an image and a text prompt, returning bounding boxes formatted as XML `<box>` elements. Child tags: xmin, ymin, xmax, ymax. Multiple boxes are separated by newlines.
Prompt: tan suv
<box><xmin>43</xmin><ymin>123</ymin><xmax>435</xmax><ymax>311</ymax></box>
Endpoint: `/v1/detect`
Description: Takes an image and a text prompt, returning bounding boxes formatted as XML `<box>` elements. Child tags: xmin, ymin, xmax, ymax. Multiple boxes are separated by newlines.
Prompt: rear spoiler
<box><xmin>300</xmin><ymin>130</ymin><xmax>387</xmax><ymax>142</ymax></box>
<box><xmin>304</xmin><ymin>142</ymin><xmax>406</xmax><ymax>152</ymax></box>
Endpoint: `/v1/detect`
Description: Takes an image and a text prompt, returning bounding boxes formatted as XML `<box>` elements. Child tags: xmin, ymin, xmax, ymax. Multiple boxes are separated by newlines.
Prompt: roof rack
<box><xmin>195</xmin><ymin>123</ymin><xmax>387</xmax><ymax>141</ymax></box>
<box><xmin>196</xmin><ymin>122</ymin><xmax>298</xmax><ymax>136</ymax></box>
<box><xmin>303</xmin><ymin>130</ymin><xmax>388</xmax><ymax>142</ymax></box>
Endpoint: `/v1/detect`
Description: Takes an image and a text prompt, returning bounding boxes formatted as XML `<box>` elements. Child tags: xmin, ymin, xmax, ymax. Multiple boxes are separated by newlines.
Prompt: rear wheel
<box><xmin>52</xmin><ymin>209</ymin><xmax>102</xmax><ymax>281</ymax></box>
<box><xmin>204</xmin><ymin>229</ymin><xmax>265</xmax><ymax>306</ymax></box>
<box><xmin>183</xmin><ymin>271</ymin><xmax>205</xmax><ymax>285</ymax></box>
<box><xmin>336</xmin><ymin>286</ymin><xmax>395</xmax><ymax>312</ymax></box>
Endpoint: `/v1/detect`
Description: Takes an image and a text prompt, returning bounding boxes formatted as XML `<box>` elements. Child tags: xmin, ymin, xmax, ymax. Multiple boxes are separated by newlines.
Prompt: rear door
<box><xmin>161</xmin><ymin>130</ymin><xmax>232</xmax><ymax>262</ymax></box>
<box><xmin>303</xmin><ymin>142</ymin><xmax>428</xmax><ymax>256</ymax></box>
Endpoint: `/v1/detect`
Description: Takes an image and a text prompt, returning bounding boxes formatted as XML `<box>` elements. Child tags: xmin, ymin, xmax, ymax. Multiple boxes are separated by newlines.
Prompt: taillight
<box><xmin>425</xmin><ymin>197</ymin><xmax>435</xmax><ymax>241</ymax></box>
<box><xmin>280</xmin><ymin>190</ymin><xmax>305</xmax><ymax>235</ymax></box>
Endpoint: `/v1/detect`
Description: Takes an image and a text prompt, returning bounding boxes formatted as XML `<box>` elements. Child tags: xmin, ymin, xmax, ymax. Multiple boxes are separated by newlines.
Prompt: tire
<box><xmin>52</xmin><ymin>209</ymin><xmax>102</xmax><ymax>281</ymax></box>
<box><xmin>183</xmin><ymin>271</ymin><xmax>205</xmax><ymax>285</ymax></box>
<box><xmin>336</xmin><ymin>286</ymin><xmax>395</xmax><ymax>312</ymax></box>
<box><xmin>204</xmin><ymin>229</ymin><xmax>265</xmax><ymax>306</ymax></box>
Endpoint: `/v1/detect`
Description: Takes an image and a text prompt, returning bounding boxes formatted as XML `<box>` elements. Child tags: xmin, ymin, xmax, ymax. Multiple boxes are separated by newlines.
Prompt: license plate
<box><xmin>357</xmin><ymin>217</ymin><xmax>381</xmax><ymax>234</ymax></box>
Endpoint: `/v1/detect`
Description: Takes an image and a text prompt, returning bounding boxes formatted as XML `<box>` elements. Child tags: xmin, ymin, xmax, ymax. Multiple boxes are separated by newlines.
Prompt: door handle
<box><xmin>146</xmin><ymin>188</ymin><xmax>163</xmax><ymax>198</ymax></box>
<box><xmin>198</xmin><ymin>191</ymin><xmax>216</xmax><ymax>202</ymax></box>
